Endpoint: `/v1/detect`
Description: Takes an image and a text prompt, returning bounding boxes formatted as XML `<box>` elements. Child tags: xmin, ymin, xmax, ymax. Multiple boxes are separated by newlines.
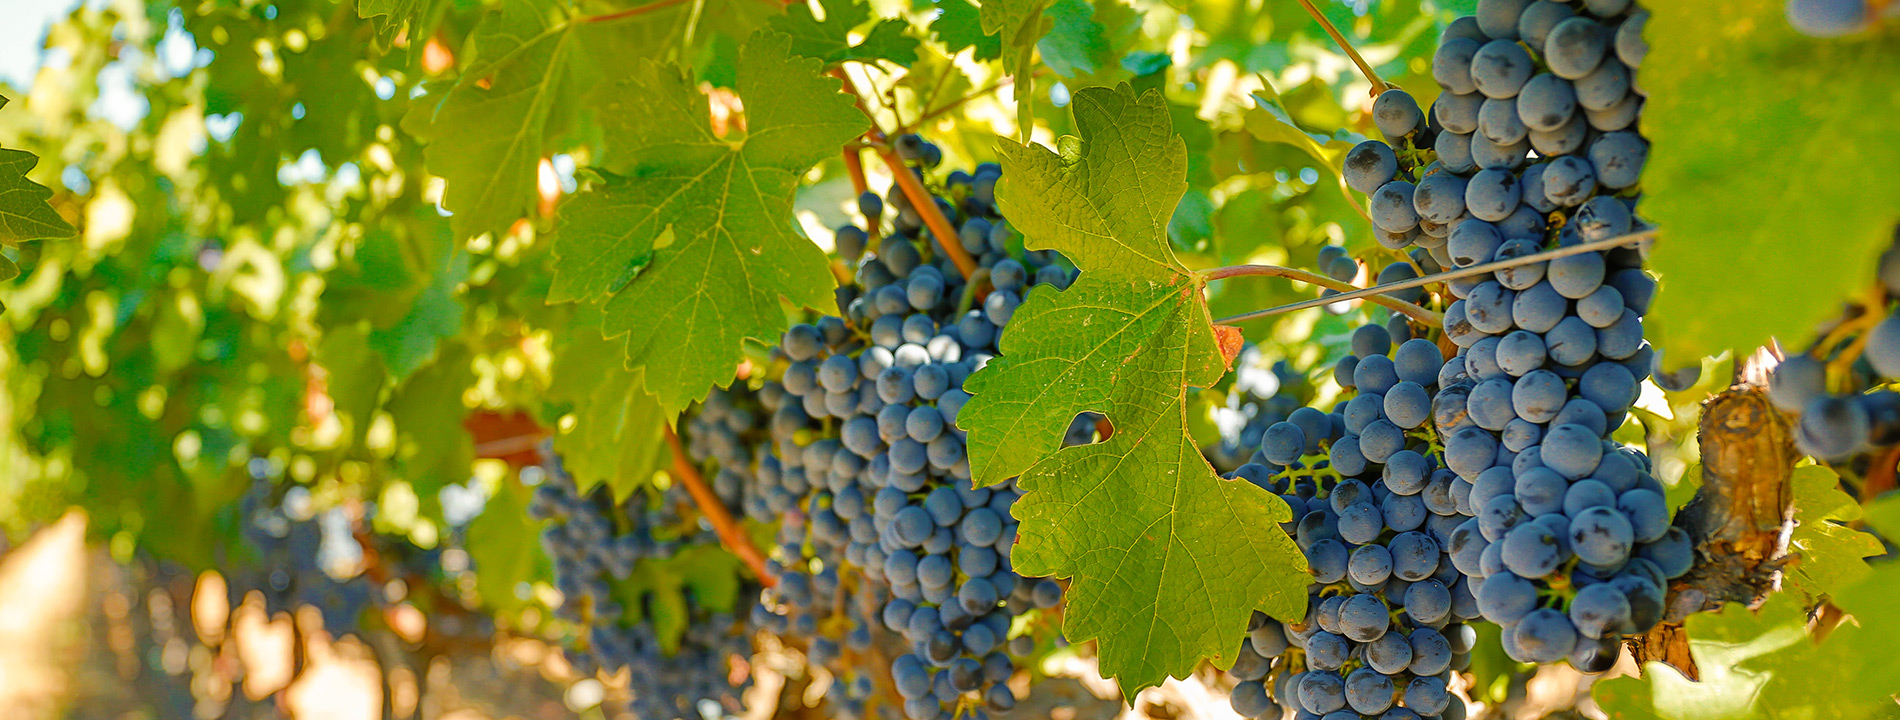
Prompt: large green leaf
<box><xmin>959</xmin><ymin>84</ymin><xmax>1307</xmax><ymax>698</ymax></box>
<box><xmin>1642</xmin><ymin>0</ymin><xmax>1900</xmax><ymax>360</ymax></box>
<box><xmin>549</xmin><ymin>31</ymin><xmax>865</xmax><ymax>414</ymax></box>
<box><xmin>930</xmin><ymin>0</ymin><xmax>1002</xmax><ymax>61</ymax></box>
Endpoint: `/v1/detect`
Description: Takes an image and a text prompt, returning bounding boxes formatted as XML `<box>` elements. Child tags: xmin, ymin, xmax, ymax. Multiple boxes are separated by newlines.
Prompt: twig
<box><xmin>663</xmin><ymin>426</ymin><xmax>776</xmax><ymax>588</ymax></box>
<box><xmin>1203</xmin><ymin>264</ymin><xmax>1441</xmax><ymax>326</ymax></box>
<box><xmin>1212</xmin><ymin>228</ymin><xmax>1657</xmax><ymax>324</ymax></box>
<box><xmin>1291</xmin><ymin>0</ymin><xmax>1392</xmax><ymax>97</ymax></box>
<box><xmin>906</xmin><ymin>69</ymin><xmax>1043</xmax><ymax>132</ymax></box>
<box><xmin>876</xmin><ymin>141</ymin><xmax>979</xmax><ymax>281</ymax></box>
<box><xmin>579</xmin><ymin>0</ymin><xmax>693</xmax><ymax>23</ymax></box>
<box><xmin>842</xmin><ymin>149</ymin><xmax>869</xmax><ymax>197</ymax></box>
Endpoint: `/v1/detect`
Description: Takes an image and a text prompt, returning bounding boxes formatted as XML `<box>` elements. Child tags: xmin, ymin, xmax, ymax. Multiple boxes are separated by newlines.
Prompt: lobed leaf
<box><xmin>959</xmin><ymin>83</ymin><xmax>1307</xmax><ymax>698</ymax></box>
<box><xmin>549</xmin><ymin>31</ymin><xmax>865</xmax><ymax>414</ymax></box>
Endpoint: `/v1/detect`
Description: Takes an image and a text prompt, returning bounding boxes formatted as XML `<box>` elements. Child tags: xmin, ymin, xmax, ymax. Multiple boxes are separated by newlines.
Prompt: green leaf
<box><xmin>547</xmin><ymin>313</ymin><xmax>670</xmax><ymax>501</ymax></box>
<box><xmin>1642</xmin><ymin>0</ymin><xmax>1900</xmax><ymax>360</ymax></box>
<box><xmin>1593</xmin><ymin>493</ymin><xmax>1898</xmax><ymax>720</ymax></box>
<box><xmin>415</xmin><ymin>0</ymin><xmax>614</xmax><ymax>240</ymax></box>
<box><xmin>980</xmin><ymin>0</ymin><xmax>1054</xmax><ymax>135</ymax></box>
<box><xmin>1784</xmin><ymin>464</ymin><xmax>1881</xmax><ymax>595</ymax></box>
<box><xmin>386</xmin><ymin>344</ymin><xmax>476</xmax><ymax>501</ymax></box>
<box><xmin>1242</xmin><ymin>88</ymin><xmax>1364</xmax><ymax>226</ymax></box>
<box><xmin>959</xmin><ymin>84</ymin><xmax>1307</xmax><ymax>698</ymax></box>
<box><xmin>0</xmin><ymin>148</ymin><xmax>76</xmax><ymax>246</ymax></box>
<box><xmin>930</xmin><ymin>0</ymin><xmax>1002</xmax><ymax>61</ymax></box>
<box><xmin>315</xmin><ymin>323</ymin><xmax>390</xmax><ymax>446</ymax></box>
<box><xmin>369</xmin><ymin>240</ymin><xmax>468</xmax><ymax>381</ymax></box>
<box><xmin>549</xmin><ymin>31</ymin><xmax>864</xmax><ymax>414</ymax></box>
<box><xmin>1036</xmin><ymin>0</ymin><xmax>1138</xmax><ymax>85</ymax></box>
<box><xmin>769</xmin><ymin>0</ymin><xmax>921</xmax><ymax>66</ymax></box>
<box><xmin>466</xmin><ymin>475</ymin><xmax>545</xmax><ymax>614</ymax></box>
<box><xmin>610</xmin><ymin>544</ymin><xmax>746</xmax><ymax>652</ymax></box>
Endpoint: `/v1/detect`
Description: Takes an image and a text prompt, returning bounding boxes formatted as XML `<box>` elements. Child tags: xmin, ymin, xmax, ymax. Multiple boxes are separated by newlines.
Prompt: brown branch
<box><xmin>1203</xmin><ymin>264</ymin><xmax>1442</xmax><ymax>326</ymax></box>
<box><xmin>663</xmin><ymin>426</ymin><xmax>776</xmax><ymax>588</ymax></box>
<box><xmin>1291</xmin><ymin>0</ymin><xmax>1392</xmax><ymax>97</ymax></box>
<box><xmin>1630</xmin><ymin>348</ymin><xmax>1799</xmax><ymax>678</ymax></box>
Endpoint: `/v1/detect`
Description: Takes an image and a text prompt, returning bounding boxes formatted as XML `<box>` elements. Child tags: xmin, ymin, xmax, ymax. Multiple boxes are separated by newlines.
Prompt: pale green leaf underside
<box><xmin>550</xmin><ymin>32</ymin><xmax>865</xmax><ymax>414</ymax></box>
<box><xmin>961</xmin><ymin>84</ymin><xmax>1307</xmax><ymax>698</ymax></box>
<box><xmin>1641</xmin><ymin>0</ymin><xmax>1900</xmax><ymax>360</ymax></box>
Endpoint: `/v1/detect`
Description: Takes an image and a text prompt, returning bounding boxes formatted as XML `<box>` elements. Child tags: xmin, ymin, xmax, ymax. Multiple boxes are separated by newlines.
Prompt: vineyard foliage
<box><xmin>0</xmin><ymin>0</ymin><xmax>1895</xmax><ymax>715</ymax></box>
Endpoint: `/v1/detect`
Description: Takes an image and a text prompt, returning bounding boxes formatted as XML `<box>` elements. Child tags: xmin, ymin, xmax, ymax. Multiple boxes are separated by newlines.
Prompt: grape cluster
<box><xmin>1770</xmin><ymin>229</ymin><xmax>1900</xmax><ymax>463</ymax></box>
<box><xmin>1206</xmin><ymin>345</ymin><xmax>1316</xmax><ymax>473</ymax></box>
<box><xmin>235</xmin><ymin>460</ymin><xmax>379</xmax><ymax>632</ymax></box>
<box><xmin>1225</xmin><ymin>317</ymin><xmax>1480</xmax><ymax>720</ymax></box>
<box><xmin>1338</xmin><ymin>0</ymin><xmax>1698</xmax><ymax>668</ymax></box>
<box><xmin>737</xmin><ymin>135</ymin><xmax>1073</xmax><ymax>720</ymax></box>
<box><xmin>527</xmin><ymin>450</ymin><xmax>756</xmax><ymax>720</ymax></box>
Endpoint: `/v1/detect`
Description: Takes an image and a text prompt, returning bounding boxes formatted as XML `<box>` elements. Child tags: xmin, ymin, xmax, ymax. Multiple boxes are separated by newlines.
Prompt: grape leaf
<box><xmin>467</xmin><ymin>474</ymin><xmax>546</xmax><ymax>614</ymax></box>
<box><xmin>959</xmin><ymin>84</ymin><xmax>1307</xmax><ymax>698</ymax></box>
<box><xmin>0</xmin><ymin>148</ymin><xmax>76</xmax><ymax>247</ymax></box>
<box><xmin>1641</xmin><ymin>0</ymin><xmax>1900</xmax><ymax>361</ymax></box>
<box><xmin>1594</xmin><ymin>495</ymin><xmax>1900</xmax><ymax>720</ymax></box>
<box><xmin>980</xmin><ymin>0</ymin><xmax>1055</xmax><ymax>135</ymax></box>
<box><xmin>1037</xmin><ymin>0</ymin><xmax>1138</xmax><ymax>85</ymax></box>
<box><xmin>546</xmin><ymin>310</ymin><xmax>670</xmax><ymax>501</ymax></box>
<box><xmin>611</xmin><ymin>544</ymin><xmax>746</xmax><ymax>653</ymax></box>
<box><xmin>1784</xmin><ymin>465</ymin><xmax>1881</xmax><ymax>595</ymax></box>
<box><xmin>769</xmin><ymin>0</ymin><xmax>921</xmax><ymax>67</ymax></box>
<box><xmin>930</xmin><ymin>0</ymin><xmax>1002</xmax><ymax>61</ymax></box>
<box><xmin>315</xmin><ymin>323</ymin><xmax>391</xmax><ymax>447</ymax></box>
<box><xmin>414</xmin><ymin>0</ymin><xmax>622</xmax><ymax>240</ymax></box>
<box><xmin>386</xmin><ymin>344</ymin><xmax>476</xmax><ymax>501</ymax></box>
<box><xmin>549</xmin><ymin>32</ymin><xmax>865</xmax><ymax>414</ymax></box>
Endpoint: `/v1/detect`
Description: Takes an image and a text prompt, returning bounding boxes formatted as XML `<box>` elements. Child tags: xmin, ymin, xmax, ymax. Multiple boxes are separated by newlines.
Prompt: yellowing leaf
<box><xmin>550</xmin><ymin>32</ymin><xmax>865</xmax><ymax>414</ymax></box>
<box><xmin>959</xmin><ymin>84</ymin><xmax>1306</xmax><ymax>698</ymax></box>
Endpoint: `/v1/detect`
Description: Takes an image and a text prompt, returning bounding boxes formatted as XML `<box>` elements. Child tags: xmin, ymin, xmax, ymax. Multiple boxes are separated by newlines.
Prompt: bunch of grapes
<box><xmin>1337</xmin><ymin>0</ymin><xmax>1701</xmax><ymax>668</ymax></box>
<box><xmin>1307</xmin><ymin>0</ymin><xmax>1696</xmax><ymax>672</ymax></box>
<box><xmin>234</xmin><ymin>459</ymin><xmax>379</xmax><ymax>632</ymax></box>
<box><xmin>732</xmin><ymin>133</ymin><xmax>1075</xmax><ymax>720</ymax></box>
<box><xmin>527</xmin><ymin>450</ymin><xmax>756</xmax><ymax>720</ymax></box>
<box><xmin>1205</xmin><ymin>345</ymin><xmax>1317</xmax><ymax>473</ymax></box>
<box><xmin>1220</xmin><ymin>315</ymin><xmax>1479</xmax><ymax>720</ymax></box>
<box><xmin>1769</xmin><ymin>229</ymin><xmax>1900</xmax><ymax>464</ymax></box>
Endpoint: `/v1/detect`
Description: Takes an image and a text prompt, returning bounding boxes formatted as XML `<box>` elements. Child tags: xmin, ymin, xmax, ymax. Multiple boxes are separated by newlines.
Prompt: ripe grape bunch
<box><xmin>736</xmin><ymin>134</ymin><xmax>1073</xmax><ymax>720</ymax></box>
<box><xmin>1221</xmin><ymin>317</ymin><xmax>1480</xmax><ymax>720</ymax></box>
<box><xmin>1769</xmin><ymin>229</ymin><xmax>1900</xmax><ymax>465</ymax></box>
<box><xmin>527</xmin><ymin>450</ymin><xmax>757</xmax><ymax>720</ymax></box>
<box><xmin>1341</xmin><ymin>0</ymin><xmax>1696</xmax><ymax>670</ymax></box>
<box><xmin>235</xmin><ymin>459</ymin><xmax>379</xmax><ymax>632</ymax></box>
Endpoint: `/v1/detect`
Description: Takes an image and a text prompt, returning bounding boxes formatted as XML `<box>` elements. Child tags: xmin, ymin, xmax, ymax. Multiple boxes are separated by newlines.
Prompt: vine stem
<box><xmin>1211</xmin><ymin>228</ymin><xmax>1658</xmax><ymax>324</ymax></box>
<box><xmin>1202</xmin><ymin>264</ymin><xmax>1441</xmax><ymax>326</ymax></box>
<box><xmin>902</xmin><ymin>68</ymin><xmax>1045</xmax><ymax>133</ymax></box>
<box><xmin>579</xmin><ymin>0</ymin><xmax>694</xmax><ymax>23</ymax></box>
<box><xmin>829</xmin><ymin>67</ymin><xmax>978</xmax><ymax>281</ymax></box>
<box><xmin>663</xmin><ymin>426</ymin><xmax>776</xmax><ymax>588</ymax></box>
<box><xmin>1291</xmin><ymin>0</ymin><xmax>1392</xmax><ymax>97</ymax></box>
